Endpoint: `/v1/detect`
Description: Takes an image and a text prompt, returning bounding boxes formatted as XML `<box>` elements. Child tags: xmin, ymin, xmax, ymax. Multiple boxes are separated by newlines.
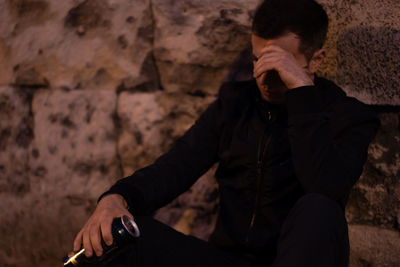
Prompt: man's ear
<box><xmin>309</xmin><ymin>48</ymin><xmax>326</xmax><ymax>73</ymax></box>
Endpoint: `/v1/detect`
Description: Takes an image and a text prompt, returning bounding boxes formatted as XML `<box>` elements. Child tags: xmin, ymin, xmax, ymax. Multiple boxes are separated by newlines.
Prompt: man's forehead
<box><xmin>251</xmin><ymin>32</ymin><xmax>301</xmax><ymax>56</ymax></box>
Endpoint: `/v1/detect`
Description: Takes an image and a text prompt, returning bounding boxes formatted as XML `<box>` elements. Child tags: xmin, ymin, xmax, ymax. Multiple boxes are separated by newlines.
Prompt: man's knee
<box><xmin>286</xmin><ymin>193</ymin><xmax>346</xmax><ymax>233</ymax></box>
<box><xmin>276</xmin><ymin>194</ymin><xmax>350</xmax><ymax>267</ymax></box>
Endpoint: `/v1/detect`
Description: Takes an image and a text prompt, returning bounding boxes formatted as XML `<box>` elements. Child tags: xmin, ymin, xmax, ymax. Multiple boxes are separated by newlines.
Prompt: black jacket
<box><xmin>101</xmin><ymin>77</ymin><xmax>379</xmax><ymax>255</ymax></box>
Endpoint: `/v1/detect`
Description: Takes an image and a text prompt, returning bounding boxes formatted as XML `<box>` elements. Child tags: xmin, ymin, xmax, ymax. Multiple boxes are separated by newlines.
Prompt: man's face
<box><xmin>251</xmin><ymin>32</ymin><xmax>310</xmax><ymax>104</ymax></box>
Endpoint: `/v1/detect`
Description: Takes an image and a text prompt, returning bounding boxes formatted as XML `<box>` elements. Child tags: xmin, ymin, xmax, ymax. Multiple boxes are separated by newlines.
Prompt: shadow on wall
<box><xmin>225</xmin><ymin>47</ymin><xmax>253</xmax><ymax>82</ymax></box>
<box><xmin>336</xmin><ymin>26</ymin><xmax>400</xmax><ymax>106</ymax></box>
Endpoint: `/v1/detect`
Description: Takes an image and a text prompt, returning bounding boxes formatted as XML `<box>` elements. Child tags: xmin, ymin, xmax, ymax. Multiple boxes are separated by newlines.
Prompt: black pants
<box><xmin>107</xmin><ymin>193</ymin><xmax>349</xmax><ymax>267</ymax></box>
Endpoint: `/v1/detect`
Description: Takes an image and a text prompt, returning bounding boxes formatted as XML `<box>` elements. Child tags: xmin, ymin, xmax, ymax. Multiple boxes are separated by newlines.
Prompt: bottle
<box><xmin>63</xmin><ymin>215</ymin><xmax>140</xmax><ymax>266</ymax></box>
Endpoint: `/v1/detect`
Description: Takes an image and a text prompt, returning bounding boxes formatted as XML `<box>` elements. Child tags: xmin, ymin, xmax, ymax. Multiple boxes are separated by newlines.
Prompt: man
<box><xmin>73</xmin><ymin>0</ymin><xmax>379</xmax><ymax>266</ymax></box>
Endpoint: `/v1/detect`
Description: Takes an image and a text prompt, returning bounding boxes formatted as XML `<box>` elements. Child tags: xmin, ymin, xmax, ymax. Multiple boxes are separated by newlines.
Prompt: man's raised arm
<box><xmin>286</xmin><ymin>80</ymin><xmax>380</xmax><ymax>204</ymax></box>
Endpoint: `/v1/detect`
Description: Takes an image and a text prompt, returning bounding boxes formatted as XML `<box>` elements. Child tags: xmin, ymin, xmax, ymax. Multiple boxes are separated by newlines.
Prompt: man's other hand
<box><xmin>73</xmin><ymin>194</ymin><xmax>132</xmax><ymax>257</ymax></box>
<box><xmin>253</xmin><ymin>44</ymin><xmax>314</xmax><ymax>89</ymax></box>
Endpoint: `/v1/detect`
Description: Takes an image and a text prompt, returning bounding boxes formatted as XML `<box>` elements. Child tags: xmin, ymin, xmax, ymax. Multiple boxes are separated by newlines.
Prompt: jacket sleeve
<box><xmin>99</xmin><ymin>87</ymin><xmax>228</xmax><ymax>215</ymax></box>
<box><xmin>286</xmin><ymin>84</ymin><xmax>380</xmax><ymax>203</ymax></box>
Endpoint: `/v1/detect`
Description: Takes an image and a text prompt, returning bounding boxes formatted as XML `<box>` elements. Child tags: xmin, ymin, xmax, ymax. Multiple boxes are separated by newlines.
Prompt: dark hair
<box><xmin>252</xmin><ymin>0</ymin><xmax>329</xmax><ymax>59</ymax></box>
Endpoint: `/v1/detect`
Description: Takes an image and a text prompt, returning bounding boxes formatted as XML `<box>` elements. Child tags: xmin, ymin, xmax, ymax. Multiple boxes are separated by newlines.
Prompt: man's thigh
<box><xmin>106</xmin><ymin>216</ymin><xmax>251</xmax><ymax>267</ymax></box>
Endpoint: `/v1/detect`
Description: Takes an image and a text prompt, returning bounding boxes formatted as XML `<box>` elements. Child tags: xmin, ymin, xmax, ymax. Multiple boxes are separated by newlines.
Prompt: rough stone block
<box><xmin>349</xmin><ymin>225</ymin><xmax>400</xmax><ymax>267</ymax></box>
<box><xmin>10</xmin><ymin>88</ymin><xmax>121</xmax><ymax>266</ymax></box>
<box><xmin>337</xmin><ymin>27</ymin><xmax>400</xmax><ymax>105</ymax></box>
<box><xmin>0</xmin><ymin>38</ymin><xmax>13</xmax><ymax>85</ymax></box>
<box><xmin>118</xmin><ymin>91</ymin><xmax>215</xmax><ymax>176</ymax></box>
<box><xmin>152</xmin><ymin>0</ymin><xmax>259</xmax><ymax>94</ymax></box>
<box><xmin>155</xmin><ymin>91</ymin><xmax>216</xmax><ymax>140</ymax></box>
<box><xmin>0</xmin><ymin>193</ymin><xmax>95</xmax><ymax>267</ymax></box>
<box><xmin>0</xmin><ymin>86</ymin><xmax>31</xmax><ymax>195</ymax></box>
<box><xmin>29</xmin><ymin>89</ymin><xmax>120</xmax><ymax>198</ymax></box>
<box><xmin>318</xmin><ymin>0</ymin><xmax>400</xmax><ymax>105</ymax></box>
<box><xmin>347</xmin><ymin>113</ymin><xmax>400</xmax><ymax>229</ymax></box>
<box><xmin>0</xmin><ymin>0</ymin><xmax>156</xmax><ymax>92</ymax></box>
<box><xmin>118</xmin><ymin>91</ymin><xmax>166</xmax><ymax>176</ymax></box>
<box><xmin>0</xmin><ymin>88</ymin><xmax>121</xmax><ymax>266</ymax></box>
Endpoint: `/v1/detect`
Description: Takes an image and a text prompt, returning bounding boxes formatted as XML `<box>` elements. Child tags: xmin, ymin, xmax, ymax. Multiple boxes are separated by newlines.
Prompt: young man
<box><xmin>73</xmin><ymin>0</ymin><xmax>379</xmax><ymax>266</ymax></box>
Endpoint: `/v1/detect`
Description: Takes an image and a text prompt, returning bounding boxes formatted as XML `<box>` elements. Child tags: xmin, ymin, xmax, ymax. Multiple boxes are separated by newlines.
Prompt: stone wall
<box><xmin>0</xmin><ymin>0</ymin><xmax>398</xmax><ymax>266</ymax></box>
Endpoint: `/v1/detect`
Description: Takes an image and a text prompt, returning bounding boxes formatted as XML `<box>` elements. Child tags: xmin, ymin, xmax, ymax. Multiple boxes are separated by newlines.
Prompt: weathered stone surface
<box><xmin>336</xmin><ymin>27</ymin><xmax>400</xmax><ymax>105</ymax></box>
<box><xmin>25</xmin><ymin>89</ymin><xmax>118</xmax><ymax>265</ymax></box>
<box><xmin>0</xmin><ymin>88</ymin><xmax>121</xmax><ymax>266</ymax></box>
<box><xmin>155</xmin><ymin>92</ymin><xmax>216</xmax><ymax>141</ymax></box>
<box><xmin>318</xmin><ymin>0</ymin><xmax>400</xmax><ymax>105</ymax></box>
<box><xmin>347</xmin><ymin>114</ymin><xmax>400</xmax><ymax>229</ymax></box>
<box><xmin>118</xmin><ymin>91</ymin><xmax>166</xmax><ymax>176</ymax></box>
<box><xmin>349</xmin><ymin>225</ymin><xmax>400</xmax><ymax>267</ymax></box>
<box><xmin>118</xmin><ymin>91</ymin><xmax>215</xmax><ymax>176</ymax></box>
<box><xmin>0</xmin><ymin>193</ymin><xmax>95</xmax><ymax>267</ymax></box>
<box><xmin>0</xmin><ymin>38</ymin><xmax>13</xmax><ymax>85</ymax></box>
<box><xmin>29</xmin><ymin>89</ymin><xmax>120</xmax><ymax>198</ymax></box>
<box><xmin>6</xmin><ymin>0</ymin><xmax>51</xmax><ymax>27</ymax></box>
<box><xmin>0</xmin><ymin>86</ymin><xmax>31</xmax><ymax>195</ymax></box>
<box><xmin>152</xmin><ymin>0</ymin><xmax>259</xmax><ymax>94</ymax></box>
<box><xmin>155</xmin><ymin>165</ymin><xmax>219</xmax><ymax>240</ymax></box>
<box><xmin>0</xmin><ymin>0</ymin><xmax>156</xmax><ymax>92</ymax></box>
<box><xmin>14</xmin><ymin>66</ymin><xmax>50</xmax><ymax>88</ymax></box>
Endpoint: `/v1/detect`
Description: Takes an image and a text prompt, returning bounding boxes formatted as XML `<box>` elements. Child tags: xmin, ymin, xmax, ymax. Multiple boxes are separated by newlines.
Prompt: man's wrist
<box><xmin>101</xmin><ymin>193</ymin><xmax>128</xmax><ymax>209</ymax></box>
<box><xmin>288</xmin><ymin>78</ymin><xmax>314</xmax><ymax>90</ymax></box>
<box><xmin>287</xmin><ymin>72</ymin><xmax>315</xmax><ymax>89</ymax></box>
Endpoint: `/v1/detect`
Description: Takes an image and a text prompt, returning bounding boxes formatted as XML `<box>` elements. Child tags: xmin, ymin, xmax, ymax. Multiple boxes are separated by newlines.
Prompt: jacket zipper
<box><xmin>246</xmin><ymin>111</ymin><xmax>272</xmax><ymax>245</ymax></box>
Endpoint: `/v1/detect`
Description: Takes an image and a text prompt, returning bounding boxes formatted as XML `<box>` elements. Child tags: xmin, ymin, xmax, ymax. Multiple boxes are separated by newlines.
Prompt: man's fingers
<box><xmin>82</xmin><ymin>229</ymin><xmax>93</xmax><ymax>257</ymax></box>
<box><xmin>257</xmin><ymin>53</ymin><xmax>281</xmax><ymax>62</ymax></box>
<box><xmin>73</xmin><ymin>230</ymin><xmax>83</xmax><ymax>252</ymax></box>
<box><xmin>71</xmin><ymin>194</ymin><xmax>131</xmax><ymax>258</ymax></box>
<box><xmin>100</xmin><ymin>218</ymin><xmax>114</xmax><ymax>246</ymax></box>
<box><xmin>254</xmin><ymin>58</ymin><xmax>280</xmax><ymax>78</ymax></box>
<box><xmin>90</xmin><ymin>226</ymin><xmax>104</xmax><ymax>256</ymax></box>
